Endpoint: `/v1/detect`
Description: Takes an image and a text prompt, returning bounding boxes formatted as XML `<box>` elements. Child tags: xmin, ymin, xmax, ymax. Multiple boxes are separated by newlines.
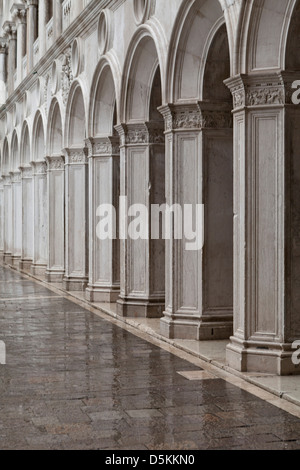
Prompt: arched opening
<box><xmin>201</xmin><ymin>22</ymin><xmax>233</xmax><ymax>339</ymax></box>
<box><xmin>2</xmin><ymin>138</ymin><xmax>13</xmax><ymax>263</ymax></box>
<box><xmin>68</xmin><ymin>87</ymin><xmax>86</xmax><ymax>147</ymax></box>
<box><xmin>11</xmin><ymin>132</ymin><xmax>22</xmax><ymax>265</ymax></box>
<box><xmin>20</xmin><ymin>123</ymin><xmax>33</xmax><ymax>269</ymax></box>
<box><xmin>117</xmin><ymin>33</ymin><xmax>165</xmax><ymax>318</ymax></box>
<box><xmin>285</xmin><ymin>0</ymin><xmax>300</xmax><ymax>346</ymax></box>
<box><xmin>64</xmin><ymin>83</ymin><xmax>88</xmax><ymax>291</ymax></box>
<box><xmin>86</xmin><ymin>62</ymin><xmax>120</xmax><ymax>303</ymax></box>
<box><xmin>161</xmin><ymin>0</ymin><xmax>233</xmax><ymax>341</ymax></box>
<box><xmin>46</xmin><ymin>101</ymin><xmax>65</xmax><ymax>282</ymax></box>
<box><xmin>31</xmin><ymin>113</ymin><xmax>47</xmax><ymax>275</ymax></box>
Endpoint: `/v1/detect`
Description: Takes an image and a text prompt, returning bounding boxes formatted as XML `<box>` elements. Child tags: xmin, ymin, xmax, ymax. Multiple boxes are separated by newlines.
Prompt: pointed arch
<box><xmin>20</xmin><ymin>121</ymin><xmax>31</xmax><ymax>166</ymax></box>
<box><xmin>236</xmin><ymin>0</ymin><xmax>297</xmax><ymax>74</ymax></box>
<box><xmin>2</xmin><ymin>138</ymin><xmax>9</xmax><ymax>176</ymax></box>
<box><xmin>166</xmin><ymin>0</ymin><xmax>229</xmax><ymax>103</ymax></box>
<box><xmin>64</xmin><ymin>79</ymin><xmax>89</xmax><ymax>148</ymax></box>
<box><xmin>32</xmin><ymin>110</ymin><xmax>46</xmax><ymax>162</ymax></box>
<box><xmin>88</xmin><ymin>53</ymin><xmax>121</xmax><ymax>137</ymax></box>
<box><xmin>11</xmin><ymin>131</ymin><xmax>19</xmax><ymax>172</ymax></box>
<box><xmin>120</xmin><ymin>22</ymin><xmax>167</xmax><ymax>122</ymax></box>
<box><xmin>47</xmin><ymin>97</ymin><xmax>64</xmax><ymax>156</ymax></box>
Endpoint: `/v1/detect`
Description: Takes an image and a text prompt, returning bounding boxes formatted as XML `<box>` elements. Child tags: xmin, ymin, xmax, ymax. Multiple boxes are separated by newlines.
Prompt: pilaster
<box><xmin>3</xmin><ymin>21</ymin><xmax>17</xmax><ymax>95</ymax></box>
<box><xmin>19</xmin><ymin>166</ymin><xmax>33</xmax><ymax>270</ymax></box>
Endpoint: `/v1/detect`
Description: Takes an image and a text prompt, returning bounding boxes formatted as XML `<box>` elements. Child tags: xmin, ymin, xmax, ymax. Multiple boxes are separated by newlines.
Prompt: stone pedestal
<box><xmin>11</xmin><ymin>171</ymin><xmax>22</xmax><ymax>267</ymax></box>
<box><xmin>225</xmin><ymin>72</ymin><xmax>300</xmax><ymax>375</ymax></box>
<box><xmin>85</xmin><ymin>137</ymin><xmax>120</xmax><ymax>303</ymax></box>
<box><xmin>63</xmin><ymin>148</ymin><xmax>88</xmax><ymax>291</ymax></box>
<box><xmin>31</xmin><ymin>161</ymin><xmax>48</xmax><ymax>276</ymax></box>
<box><xmin>19</xmin><ymin>166</ymin><xmax>33</xmax><ymax>270</ymax></box>
<box><xmin>45</xmin><ymin>156</ymin><xmax>65</xmax><ymax>282</ymax></box>
<box><xmin>115</xmin><ymin>122</ymin><xmax>165</xmax><ymax>318</ymax></box>
<box><xmin>158</xmin><ymin>102</ymin><xmax>234</xmax><ymax>340</ymax></box>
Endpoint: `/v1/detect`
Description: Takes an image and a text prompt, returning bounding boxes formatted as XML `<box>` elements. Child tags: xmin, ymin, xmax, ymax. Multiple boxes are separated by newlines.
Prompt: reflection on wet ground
<box><xmin>0</xmin><ymin>266</ymin><xmax>300</xmax><ymax>450</ymax></box>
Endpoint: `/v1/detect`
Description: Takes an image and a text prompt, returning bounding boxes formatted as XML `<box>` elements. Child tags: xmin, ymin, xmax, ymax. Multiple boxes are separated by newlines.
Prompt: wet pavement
<box><xmin>1</xmin><ymin>265</ymin><xmax>300</xmax><ymax>450</ymax></box>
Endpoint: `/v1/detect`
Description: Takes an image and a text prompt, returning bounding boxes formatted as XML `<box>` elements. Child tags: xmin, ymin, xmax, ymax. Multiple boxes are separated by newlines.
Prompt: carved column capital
<box><xmin>11</xmin><ymin>4</ymin><xmax>27</xmax><ymax>24</ymax></box>
<box><xmin>45</xmin><ymin>155</ymin><xmax>65</xmax><ymax>170</ymax></box>
<box><xmin>20</xmin><ymin>165</ymin><xmax>33</xmax><ymax>178</ymax></box>
<box><xmin>85</xmin><ymin>137</ymin><xmax>120</xmax><ymax>158</ymax></box>
<box><xmin>0</xmin><ymin>38</ymin><xmax>8</xmax><ymax>54</ymax></box>
<box><xmin>159</xmin><ymin>101</ymin><xmax>233</xmax><ymax>131</ymax></box>
<box><xmin>114</xmin><ymin>122</ymin><xmax>165</xmax><ymax>145</ymax></box>
<box><xmin>3</xmin><ymin>21</ymin><xmax>17</xmax><ymax>40</ymax></box>
<box><xmin>63</xmin><ymin>147</ymin><xmax>89</xmax><ymax>165</ymax></box>
<box><xmin>25</xmin><ymin>0</ymin><xmax>38</xmax><ymax>8</ymax></box>
<box><xmin>225</xmin><ymin>73</ymin><xmax>298</xmax><ymax>110</ymax></box>
<box><xmin>30</xmin><ymin>161</ymin><xmax>47</xmax><ymax>175</ymax></box>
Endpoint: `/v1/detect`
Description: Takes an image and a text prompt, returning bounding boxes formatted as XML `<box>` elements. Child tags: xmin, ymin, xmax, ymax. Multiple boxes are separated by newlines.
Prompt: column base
<box><xmin>160</xmin><ymin>314</ymin><xmax>201</xmax><ymax>340</ymax></box>
<box><xmin>117</xmin><ymin>298</ymin><xmax>164</xmax><ymax>318</ymax></box>
<box><xmin>86</xmin><ymin>286</ymin><xmax>120</xmax><ymax>303</ymax></box>
<box><xmin>198</xmin><ymin>312</ymin><xmax>233</xmax><ymax>340</ymax></box>
<box><xmin>19</xmin><ymin>259</ymin><xmax>33</xmax><ymax>270</ymax></box>
<box><xmin>45</xmin><ymin>270</ymin><xmax>65</xmax><ymax>283</ymax></box>
<box><xmin>226</xmin><ymin>339</ymin><xmax>300</xmax><ymax>376</ymax></box>
<box><xmin>12</xmin><ymin>255</ymin><xmax>21</xmax><ymax>268</ymax></box>
<box><xmin>31</xmin><ymin>264</ymin><xmax>47</xmax><ymax>276</ymax></box>
<box><xmin>63</xmin><ymin>277</ymin><xmax>88</xmax><ymax>292</ymax></box>
<box><xmin>4</xmin><ymin>254</ymin><xmax>13</xmax><ymax>265</ymax></box>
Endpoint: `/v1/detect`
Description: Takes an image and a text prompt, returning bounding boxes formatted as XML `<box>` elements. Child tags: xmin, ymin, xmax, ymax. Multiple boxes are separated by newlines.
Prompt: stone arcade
<box><xmin>0</xmin><ymin>0</ymin><xmax>300</xmax><ymax>375</ymax></box>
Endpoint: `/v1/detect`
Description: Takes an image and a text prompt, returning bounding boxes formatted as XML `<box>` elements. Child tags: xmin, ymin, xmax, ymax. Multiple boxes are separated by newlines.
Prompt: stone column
<box><xmin>45</xmin><ymin>155</ymin><xmax>65</xmax><ymax>282</ymax></box>
<box><xmin>115</xmin><ymin>122</ymin><xmax>165</xmax><ymax>318</ymax></box>
<box><xmin>11</xmin><ymin>4</ymin><xmax>26</xmax><ymax>85</ymax></box>
<box><xmin>3</xmin><ymin>174</ymin><xmax>13</xmax><ymax>265</ymax></box>
<box><xmin>0</xmin><ymin>179</ymin><xmax>4</xmax><ymax>261</ymax></box>
<box><xmin>63</xmin><ymin>148</ymin><xmax>88</xmax><ymax>291</ymax></box>
<box><xmin>0</xmin><ymin>39</ymin><xmax>7</xmax><ymax>105</ymax></box>
<box><xmin>3</xmin><ymin>22</ymin><xmax>17</xmax><ymax>95</ymax></box>
<box><xmin>53</xmin><ymin>0</ymin><xmax>62</xmax><ymax>40</ymax></box>
<box><xmin>19</xmin><ymin>165</ymin><xmax>33</xmax><ymax>270</ymax></box>
<box><xmin>85</xmin><ymin>137</ymin><xmax>120</xmax><ymax>303</ymax></box>
<box><xmin>38</xmin><ymin>0</ymin><xmax>48</xmax><ymax>57</ymax></box>
<box><xmin>11</xmin><ymin>170</ymin><xmax>22</xmax><ymax>267</ymax></box>
<box><xmin>225</xmin><ymin>72</ymin><xmax>300</xmax><ymax>375</ymax></box>
<box><xmin>158</xmin><ymin>102</ymin><xmax>233</xmax><ymax>340</ymax></box>
<box><xmin>26</xmin><ymin>0</ymin><xmax>38</xmax><ymax>72</ymax></box>
<box><xmin>31</xmin><ymin>161</ymin><xmax>48</xmax><ymax>275</ymax></box>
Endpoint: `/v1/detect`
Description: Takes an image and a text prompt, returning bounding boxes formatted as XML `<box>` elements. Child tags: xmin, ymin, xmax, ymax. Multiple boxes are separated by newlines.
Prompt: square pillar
<box><xmin>115</xmin><ymin>122</ymin><xmax>165</xmax><ymax>318</ymax></box>
<box><xmin>45</xmin><ymin>156</ymin><xmax>65</xmax><ymax>282</ymax></box>
<box><xmin>85</xmin><ymin>137</ymin><xmax>120</xmax><ymax>303</ymax></box>
<box><xmin>0</xmin><ymin>179</ymin><xmax>4</xmax><ymax>261</ymax></box>
<box><xmin>63</xmin><ymin>148</ymin><xmax>88</xmax><ymax>291</ymax></box>
<box><xmin>19</xmin><ymin>166</ymin><xmax>33</xmax><ymax>270</ymax></box>
<box><xmin>159</xmin><ymin>102</ymin><xmax>233</xmax><ymax>340</ymax></box>
<box><xmin>11</xmin><ymin>171</ymin><xmax>22</xmax><ymax>267</ymax></box>
<box><xmin>31</xmin><ymin>161</ymin><xmax>48</xmax><ymax>276</ymax></box>
<box><xmin>3</xmin><ymin>175</ymin><xmax>13</xmax><ymax>265</ymax></box>
<box><xmin>225</xmin><ymin>72</ymin><xmax>300</xmax><ymax>375</ymax></box>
